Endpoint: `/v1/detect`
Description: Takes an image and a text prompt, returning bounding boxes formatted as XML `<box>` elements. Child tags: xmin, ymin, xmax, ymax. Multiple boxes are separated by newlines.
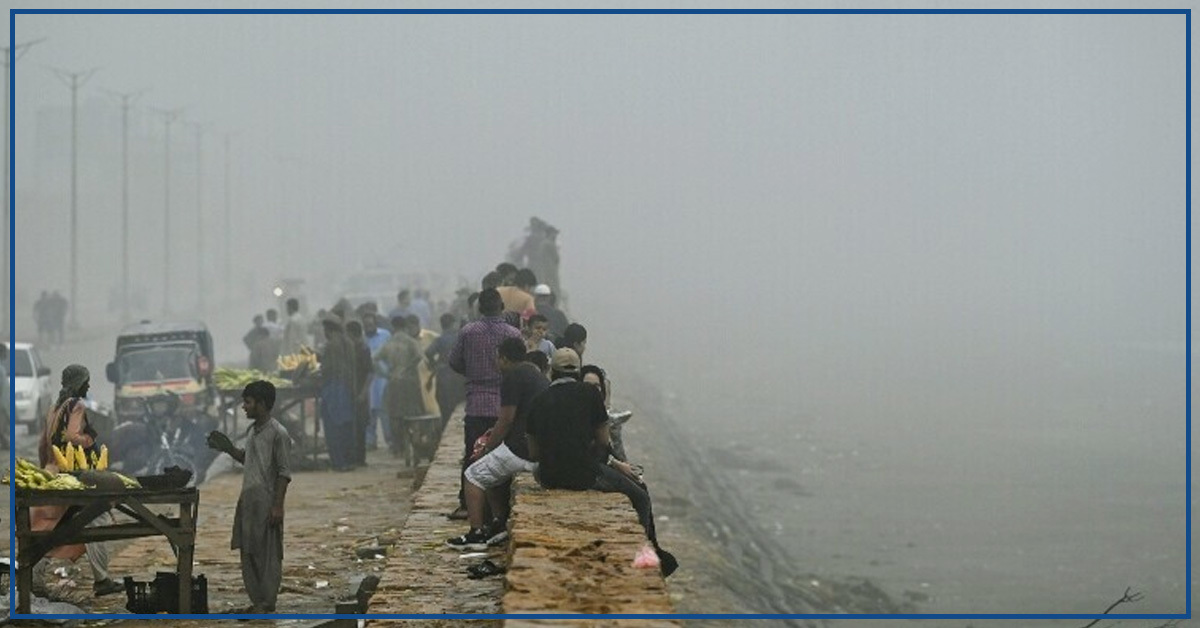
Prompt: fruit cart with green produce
<box><xmin>9</xmin><ymin>459</ymin><xmax>201</xmax><ymax>614</ymax></box>
<box><xmin>214</xmin><ymin>367</ymin><xmax>326</xmax><ymax>468</ymax></box>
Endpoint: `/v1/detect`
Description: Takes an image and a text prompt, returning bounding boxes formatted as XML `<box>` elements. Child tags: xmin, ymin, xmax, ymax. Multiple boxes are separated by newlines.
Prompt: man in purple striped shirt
<box><xmin>448</xmin><ymin>288</ymin><xmax>522</xmax><ymax>517</ymax></box>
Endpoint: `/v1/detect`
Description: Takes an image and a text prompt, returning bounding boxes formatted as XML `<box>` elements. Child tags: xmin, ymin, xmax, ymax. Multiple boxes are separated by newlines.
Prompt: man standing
<box><xmin>282</xmin><ymin>298</ymin><xmax>308</xmax><ymax>356</ymax></box>
<box><xmin>207</xmin><ymin>380</ymin><xmax>292</xmax><ymax>614</ymax></box>
<box><xmin>376</xmin><ymin>316</ymin><xmax>424</xmax><ymax>458</ymax></box>
<box><xmin>410</xmin><ymin>289</ymin><xmax>433</xmax><ymax>331</ymax></box>
<box><xmin>524</xmin><ymin>348</ymin><xmax>677</xmax><ymax>577</ymax></box>
<box><xmin>318</xmin><ymin>318</ymin><xmax>357</xmax><ymax>471</ymax></box>
<box><xmin>532</xmin><ymin>284</ymin><xmax>568</xmax><ymax>342</ymax></box>
<box><xmin>362</xmin><ymin>312</ymin><xmax>391</xmax><ymax>451</ymax></box>
<box><xmin>344</xmin><ymin>320</ymin><xmax>373</xmax><ymax>466</ymax></box>
<box><xmin>447</xmin><ymin>288</ymin><xmax>521</xmax><ymax>518</ymax></box>
<box><xmin>425</xmin><ymin>313</ymin><xmax>465</xmax><ymax>430</ymax></box>
<box><xmin>446</xmin><ymin>337</ymin><xmax>548</xmax><ymax>548</ymax></box>
<box><xmin>388</xmin><ymin>290</ymin><xmax>413</xmax><ymax>323</ymax></box>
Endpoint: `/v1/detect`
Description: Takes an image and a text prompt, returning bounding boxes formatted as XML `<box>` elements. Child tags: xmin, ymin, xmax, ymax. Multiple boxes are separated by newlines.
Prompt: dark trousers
<box><xmin>593</xmin><ymin>464</ymin><xmax>658</xmax><ymax>545</ymax></box>
<box><xmin>352</xmin><ymin>398</ymin><xmax>369</xmax><ymax>465</ymax></box>
<box><xmin>460</xmin><ymin>415</ymin><xmax>497</xmax><ymax>508</ymax></box>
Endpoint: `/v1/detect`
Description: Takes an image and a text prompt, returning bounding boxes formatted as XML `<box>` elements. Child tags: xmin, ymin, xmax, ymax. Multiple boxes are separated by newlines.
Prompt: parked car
<box><xmin>4</xmin><ymin>342</ymin><xmax>54</xmax><ymax>432</ymax></box>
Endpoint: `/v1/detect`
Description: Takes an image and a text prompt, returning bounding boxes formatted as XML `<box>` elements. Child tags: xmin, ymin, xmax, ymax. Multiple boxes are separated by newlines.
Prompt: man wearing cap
<box><xmin>524</xmin><ymin>348</ymin><xmax>678</xmax><ymax>577</ymax></box>
<box><xmin>532</xmin><ymin>284</ymin><xmax>568</xmax><ymax>342</ymax></box>
<box><xmin>447</xmin><ymin>288</ymin><xmax>522</xmax><ymax>518</ymax></box>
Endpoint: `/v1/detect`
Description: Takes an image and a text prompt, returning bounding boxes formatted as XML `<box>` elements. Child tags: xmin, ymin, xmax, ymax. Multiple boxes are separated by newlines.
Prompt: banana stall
<box><xmin>214</xmin><ymin>347</ymin><xmax>325</xmax><ymax>468</ymax></box>
<box><xmin>9</xmin><ymin>452</ymin><xmax>201</xmax><ymax>614</ymax></box>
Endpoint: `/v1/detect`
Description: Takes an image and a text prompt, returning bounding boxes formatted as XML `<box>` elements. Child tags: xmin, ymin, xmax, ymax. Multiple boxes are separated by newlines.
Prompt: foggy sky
<box><xmin>9</xmin><ymin>2</ymin><xmax>1187</xmax><ymax>450</ymax></box>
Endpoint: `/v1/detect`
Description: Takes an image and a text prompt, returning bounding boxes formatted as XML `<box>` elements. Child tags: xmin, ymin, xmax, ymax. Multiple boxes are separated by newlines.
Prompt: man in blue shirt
<box><xmin>362</xmin><ymin>312</ymin><xmax>391</xmax><ymax>451</ymax></box>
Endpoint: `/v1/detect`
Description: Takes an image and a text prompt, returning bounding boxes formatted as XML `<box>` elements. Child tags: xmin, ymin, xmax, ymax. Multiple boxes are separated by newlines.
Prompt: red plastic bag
<box><xmin>632</xmin><ymin>544</ymin><xmax>660</xmax><ymax>569</ymax></box>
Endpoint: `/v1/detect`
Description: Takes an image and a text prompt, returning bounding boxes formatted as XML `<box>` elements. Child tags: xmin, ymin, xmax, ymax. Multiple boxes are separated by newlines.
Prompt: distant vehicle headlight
<box><xmin>273</xmin><ymin>286</ymin><xmax>284</xmax><ymax>297</ymax></box>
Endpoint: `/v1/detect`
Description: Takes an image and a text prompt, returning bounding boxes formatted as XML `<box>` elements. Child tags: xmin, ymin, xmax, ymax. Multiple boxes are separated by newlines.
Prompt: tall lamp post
<box><xmin>1</xmin><ymin>38</ymin><xmax>43</xmax><ymax>338</ymax></box>
<box><xmin>50</xmin><ymin>66</ymin><xmax>99</xmax><ymax>331</ymax></box>
<box><xmin>100</xmin><ymin>88</ymin><xmax>146</xmax><ymax>324</ymax></box>
<box><xmin>148</xmin><ymin>106</ymin><xmax>183</xmax><ymax>316</ymax></box>
<box><xmin>184</xmin><ymin>121</ymin><xmax>205</xmax><ymax>313</ymax></box>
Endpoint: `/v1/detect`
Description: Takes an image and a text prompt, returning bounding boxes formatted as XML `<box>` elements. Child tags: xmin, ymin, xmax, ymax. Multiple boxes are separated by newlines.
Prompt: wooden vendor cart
<box><xmin>217</xmin><ymin>382</ymin><xmax>324</xmax><ymax>467</ymax></box>
<box><xmin>14</xmin><ymin>486</ymin><xmax>199</xmax><ymax>614</ymax></box>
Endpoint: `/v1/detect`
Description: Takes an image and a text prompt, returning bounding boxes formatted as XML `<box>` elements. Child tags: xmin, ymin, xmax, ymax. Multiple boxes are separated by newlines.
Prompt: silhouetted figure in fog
<box><xmin>34</xmin><ymin>292</ymin><xmax>50</xmax><ymax>344</ymax></box>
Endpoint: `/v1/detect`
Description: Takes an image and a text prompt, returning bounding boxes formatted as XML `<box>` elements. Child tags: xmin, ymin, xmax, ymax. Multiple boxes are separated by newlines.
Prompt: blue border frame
<box><xmin>6</xmin><ymin>7</ymin><xmax>1190</xmax><ymax>622</ymax></box>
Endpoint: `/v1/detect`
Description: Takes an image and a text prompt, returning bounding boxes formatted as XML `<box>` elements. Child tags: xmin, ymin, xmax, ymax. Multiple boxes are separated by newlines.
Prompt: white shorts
<box><xmin>464</xmin><ymin>442</ymin><xmax>537</xmax><ymax>490</ymax></box>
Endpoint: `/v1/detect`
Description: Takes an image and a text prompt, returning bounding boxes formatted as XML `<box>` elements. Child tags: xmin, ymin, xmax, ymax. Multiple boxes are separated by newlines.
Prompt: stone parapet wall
<box><xmin>502</xmin><ymin>477</ymin><xmax>679</xmax><ymax>626</ymax></box>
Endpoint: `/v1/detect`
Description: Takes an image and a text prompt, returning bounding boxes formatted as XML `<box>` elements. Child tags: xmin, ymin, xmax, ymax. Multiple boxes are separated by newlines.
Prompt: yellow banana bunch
<box><xmin>110</xmin><ymin>471</ymin><xmax>141</xmax><ymax>489</ymax></box>
<box><xmin>14</xmin><ymin>458</ymin><xmax>54</xmax><ymax>489</ymax></box>
<box><xmin>278</xmin><ymin>349</ymin><xmax>320</xmax><ymax>372</ymax></box>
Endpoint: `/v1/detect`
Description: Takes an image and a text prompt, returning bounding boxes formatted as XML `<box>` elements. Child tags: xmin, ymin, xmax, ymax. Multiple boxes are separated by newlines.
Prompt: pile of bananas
<box><xmin>10</xmin><ymin>458</ymin><xmax>88</xmax><ymax>490</ymax></box>
<box><xmin>214</xmin><ymin>367</ymin><xmax>292</xmax><ymax>390</ymax></box>
<box><xmin>278</xmin><ymin>345</ymin><xmax>320</xmax><ymax>373</ymax></box>
<box><xmin>108</xmin><ymin>471</ymin><xmax>142</xmax><ymax>489</ymax></box>
<box><xmin>51</xmin><ymin>443</ymin><xmax>108</xmax><ymax>472</ymax></box>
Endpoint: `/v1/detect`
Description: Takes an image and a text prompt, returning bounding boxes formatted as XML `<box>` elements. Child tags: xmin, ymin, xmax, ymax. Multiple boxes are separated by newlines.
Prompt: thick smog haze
<box><xmin>4</xmin><ymin>4</ymin><xmax>1191</xmax><ymax>619</ymax></box>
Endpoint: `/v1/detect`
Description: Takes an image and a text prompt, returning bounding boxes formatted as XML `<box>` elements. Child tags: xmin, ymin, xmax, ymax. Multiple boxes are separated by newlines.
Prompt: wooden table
<box><xmin>14</xmin><ymin>487</ymin><xmax>199</xmax><ymax>615</ymax></box>
<box><xmin>218</xmin><ymin>384</ymin><xmax>323</xmax><ymax>465</ymax></box>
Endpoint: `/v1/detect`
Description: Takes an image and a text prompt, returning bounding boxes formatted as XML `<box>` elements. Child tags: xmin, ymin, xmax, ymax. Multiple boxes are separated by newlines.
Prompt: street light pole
<box><xmin>100</xmin><ymin>88</ymin><xmax>146</xmax><ymax>325</ymax></box>
<box><xmin>50</xmin><ymin>66</ymin><xmax>99</xmax><ymax>331</ymax></box>
<box><xmin>148</xmin><ymin>106</ymin><xmax>183</xmax><ymax>317</ymax></box>
<box><xmin>1</xmin><ymin>38</ymin><xmax>43</xmax><ymax>339</ymax></box>
<box><xmin>223</xmin><ymin>133</ymin><xmax>232</xmax><ymax>305</ymax></box>
<box><xmin>185</xmin><ymin>121</ymin><xmax>204</xmax><ymax>313</ymax></box>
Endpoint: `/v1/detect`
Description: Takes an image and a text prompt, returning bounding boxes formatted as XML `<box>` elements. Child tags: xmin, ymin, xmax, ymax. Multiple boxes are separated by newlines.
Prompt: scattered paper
<box><xmin>315</xmin><ymin>580</ymin><xmax>329</xmax><ymax>589</ymax></box>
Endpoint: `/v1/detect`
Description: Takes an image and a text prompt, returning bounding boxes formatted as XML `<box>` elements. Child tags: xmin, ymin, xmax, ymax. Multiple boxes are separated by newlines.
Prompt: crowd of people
<box><xmin>27</xmin><ymin>218</ymin><xmax>671</xmax><ymax>616</ymax></box>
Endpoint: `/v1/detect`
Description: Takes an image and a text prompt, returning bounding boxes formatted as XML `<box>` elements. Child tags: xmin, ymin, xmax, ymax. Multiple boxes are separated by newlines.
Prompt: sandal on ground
<box><xmin>466</xmin><ymin>559</ymin><xmax>506</xmax><ymax>579</ymax></box>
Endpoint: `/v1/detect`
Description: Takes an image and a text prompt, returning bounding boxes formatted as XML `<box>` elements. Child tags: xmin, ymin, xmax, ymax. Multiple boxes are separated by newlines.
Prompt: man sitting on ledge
<box><xmin>523</xmin><ymin>348</ymin><xmax>678</xmax><ymax>577</ymax></box>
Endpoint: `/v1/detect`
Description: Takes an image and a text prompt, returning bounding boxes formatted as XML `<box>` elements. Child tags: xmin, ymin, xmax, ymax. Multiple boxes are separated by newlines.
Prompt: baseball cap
<box><xmin>533</xmin><ymin>284</ymin><xmax>552</xmax><ymax>296</ymax></box>
<box><xmin>551</xmin><ymin>348</ymin><xmax>581</xmax><ymax>373</ymax></box>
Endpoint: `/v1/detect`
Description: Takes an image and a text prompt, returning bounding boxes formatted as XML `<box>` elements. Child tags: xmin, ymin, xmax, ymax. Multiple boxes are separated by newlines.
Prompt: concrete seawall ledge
<box><xmin>502</xmin><ymin>477</ymin><xmax>679</xmax><ymax>626</ymax></box>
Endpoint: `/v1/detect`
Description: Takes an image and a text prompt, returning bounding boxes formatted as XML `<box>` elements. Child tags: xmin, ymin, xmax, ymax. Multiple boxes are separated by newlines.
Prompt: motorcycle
<box><xmin>107</xmin><ymin>391</ymin><xmax>218</xmax><ymax>484</ymax></box>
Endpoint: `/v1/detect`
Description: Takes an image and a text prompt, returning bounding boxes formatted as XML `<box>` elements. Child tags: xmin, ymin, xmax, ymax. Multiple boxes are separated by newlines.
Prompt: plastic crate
<box><xmin>124</xmin><ymin>576</ymin><xmax>153</xmax><ymax>614</ymax></box>
<box><xmin>151</xmin><ymin>571</ymin><xmax>208</xmax><ymax>614</ymax></box>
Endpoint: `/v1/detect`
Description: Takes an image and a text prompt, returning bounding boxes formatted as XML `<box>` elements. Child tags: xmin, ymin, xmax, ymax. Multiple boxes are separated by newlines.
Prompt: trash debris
<box><xmin>458</xmin><ymin>552</ymin><xmax>488</xmax><ymax>560</ymax></box>
<box><xmin>336</xmin><ymin>525</ymin><xmax>350</xmax><ymax>533</ymax></box>
<box><xmin>315</xmin><ymin>580</ymin><xmax>329</xmax><ymax>589</ymax></box>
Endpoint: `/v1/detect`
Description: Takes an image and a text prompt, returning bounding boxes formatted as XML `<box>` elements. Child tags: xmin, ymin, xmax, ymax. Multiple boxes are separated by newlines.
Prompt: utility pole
<box><xmin>223</xmin><ymin>133</ymin><xmax>232</xmax><ymax>305</ymax></box>
<box><xmin>100</xmin><ymin>87</ymin><xmax>146</xmax><ymax>324</ymax></box>
<box><xmin>50</xmin><ymin>65</ymin><xmax>99</xmax><ymax>331</ymax></box>
<box><xmin>1</xmin><ymin>38</ymin><xmax>43</xmax><ymax>339</ymax></box>
<box><xmin>185</xmin><ymin>121</ymin><xmax>205</xmax><ymax>313</ymax></box>
<box><xmin>148</xmin><ymin>106</ymin><xmax>183</xmax><ymax>316</ymax></box>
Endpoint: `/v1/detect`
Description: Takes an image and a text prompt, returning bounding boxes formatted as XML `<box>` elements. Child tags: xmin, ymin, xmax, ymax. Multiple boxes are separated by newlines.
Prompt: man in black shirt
<box><xmin>447</xmin><ymin>338</ymin><xmax>549</xmax><ymax>550</ymax></box>
<box><xmin>524</xmin><ymin>348</ymin><xmax>677</xmax><ymax>577</ymax></box>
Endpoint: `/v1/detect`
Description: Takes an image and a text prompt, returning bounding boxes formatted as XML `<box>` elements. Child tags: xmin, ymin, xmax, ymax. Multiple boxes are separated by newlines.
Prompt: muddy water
<box><xmin>615</xmin><ymin>342</ymin><xmax>1185</xmax><ymax>627</ymax></box>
